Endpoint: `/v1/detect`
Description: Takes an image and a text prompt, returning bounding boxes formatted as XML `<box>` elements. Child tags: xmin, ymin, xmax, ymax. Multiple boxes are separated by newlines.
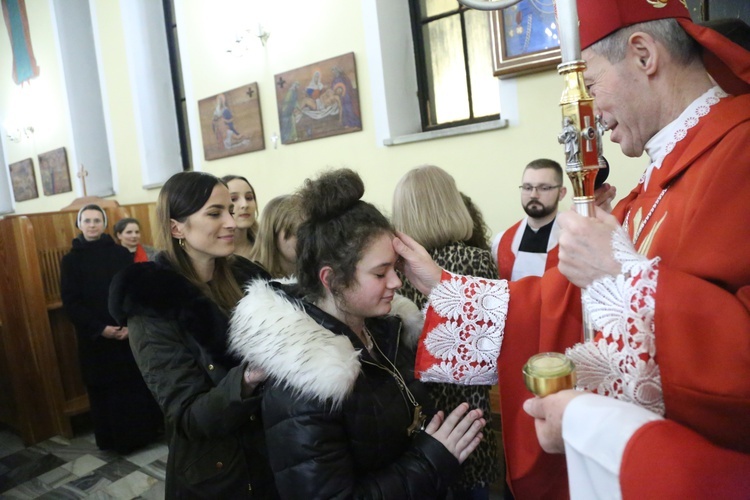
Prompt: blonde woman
<box><xmin>248</xmin><ymin>194</ymin><xmax>302</xmax><ymax>279</ymax></box>
<box><xmin>392</xmin><ymin>165</ymin><xmax>502</xmax><ymax>499</ymax></box>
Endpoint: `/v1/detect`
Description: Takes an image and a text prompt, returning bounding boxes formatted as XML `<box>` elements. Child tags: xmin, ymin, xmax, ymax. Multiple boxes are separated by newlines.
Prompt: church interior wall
<box><xmin>0</xmin><ymin>0</ymin><xmax>643</xmax><ymax>237</ymax></box>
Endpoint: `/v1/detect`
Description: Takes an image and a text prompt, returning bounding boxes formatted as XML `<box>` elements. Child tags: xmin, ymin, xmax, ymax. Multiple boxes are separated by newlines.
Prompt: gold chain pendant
<box><xmin>406</xmin><ymin>405</ymin><xmax>426</xmax><ymax>436</ymax></box>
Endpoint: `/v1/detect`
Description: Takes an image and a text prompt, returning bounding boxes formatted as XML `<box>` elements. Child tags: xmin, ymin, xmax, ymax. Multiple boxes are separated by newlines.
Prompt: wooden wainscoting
<box><xmin>0</xmin><ymin>201</ymin><xmax>156</xmax><ymax>445</ymax></box>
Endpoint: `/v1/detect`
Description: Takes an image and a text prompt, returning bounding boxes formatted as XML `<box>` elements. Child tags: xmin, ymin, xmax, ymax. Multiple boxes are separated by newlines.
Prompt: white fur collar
<box><xmin>228</xmin><ymin>280</ymin><xmax>423</xmax><ymax>406</ymax></box>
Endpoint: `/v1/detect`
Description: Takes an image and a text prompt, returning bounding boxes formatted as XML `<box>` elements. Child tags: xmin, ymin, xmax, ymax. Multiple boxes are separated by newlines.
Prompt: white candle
<box><xmin>556</xmin><ymin>0</ymin><xmax>581</xmax><ymax>63</ymax></box>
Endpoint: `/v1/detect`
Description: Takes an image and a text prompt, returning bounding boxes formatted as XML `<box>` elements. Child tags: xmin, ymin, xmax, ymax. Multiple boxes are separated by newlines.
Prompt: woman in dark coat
<box><xmin>228</xmin><ymin>168</ymin><xmax>486</xmax><ymax>499</ymax></box>
<box><xmin>109</xmin><ymin>172</ymin><xmax>277</xmax><ymax>498</ymax></box>
<box><xmin>61</xmin><ymin>204</ymin><xmax>162</xmax><ymax>454</ymax></box>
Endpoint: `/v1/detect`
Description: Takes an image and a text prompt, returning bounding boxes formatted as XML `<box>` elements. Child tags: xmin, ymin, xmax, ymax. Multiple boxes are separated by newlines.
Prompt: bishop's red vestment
<box><xmin>415</xmin><ymin>90</ymin><xmax>750</xmax><ymax>498</ymax></box>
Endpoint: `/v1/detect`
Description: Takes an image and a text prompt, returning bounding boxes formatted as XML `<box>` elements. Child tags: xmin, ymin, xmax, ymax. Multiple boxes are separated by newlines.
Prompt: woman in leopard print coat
<box><xmin>393</xmin><ymin>166</ymin><xmax>503</xmax><ymax>499</ymax></box>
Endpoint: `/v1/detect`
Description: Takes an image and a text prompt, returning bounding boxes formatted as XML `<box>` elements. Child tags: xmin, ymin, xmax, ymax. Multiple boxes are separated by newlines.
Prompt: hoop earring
<box><xmin>178</xmin><ymin>238</ymin><xmax>186</xmax><ymax>250</ymax></box>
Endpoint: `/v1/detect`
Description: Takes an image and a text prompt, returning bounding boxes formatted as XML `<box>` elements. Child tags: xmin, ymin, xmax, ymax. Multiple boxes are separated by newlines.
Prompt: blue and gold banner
<box><xmin>2</xmin><ymin>0</ymin><xmax>40</xmax><ymax>84</ymax></box>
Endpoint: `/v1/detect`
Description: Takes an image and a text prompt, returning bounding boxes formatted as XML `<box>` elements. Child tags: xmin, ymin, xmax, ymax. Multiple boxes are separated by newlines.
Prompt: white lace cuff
<box><xmin>419</xmin><ymin>272</ymin><xmax>508</xmax><ymax>385</ymax></box>
<box><xmin>567</xmin><ymin>226</ymin><xmax>665</xmax><ymax>415</ymax></box>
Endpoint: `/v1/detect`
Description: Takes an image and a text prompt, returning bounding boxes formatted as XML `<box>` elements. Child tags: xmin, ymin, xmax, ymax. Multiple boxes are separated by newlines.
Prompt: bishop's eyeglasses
<box><xmin>519</xmin><ymin>184</ymin><xmax>562</xmax><ymax>194</ymax></box>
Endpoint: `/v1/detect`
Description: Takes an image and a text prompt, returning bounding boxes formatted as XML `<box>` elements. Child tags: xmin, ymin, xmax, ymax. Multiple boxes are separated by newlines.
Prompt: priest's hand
<box><xmin>393</xmin><ymin>231</ymin><xmax>442</xmax><ymax>296</ymax></box>
<box><xmin>425</xmin><ymin>402</ymin><xmax>485</xmax><ymax>464</ymax></box>
<box><xmin>523</xmin><ymin>390</ymin><xmax>586</xmax><ymax>454</ymax></box>
<box><xmin>557</xmin><ymin>207</ymin><xmax>621</xmax><ymax>288</ymax></box>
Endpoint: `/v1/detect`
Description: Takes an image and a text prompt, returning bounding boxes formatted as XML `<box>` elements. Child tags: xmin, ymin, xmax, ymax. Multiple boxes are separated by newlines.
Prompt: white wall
<box><xmin>0</xmin><ymin>0</ymin><xmax>645</xmax><ymax>239</ymax></box>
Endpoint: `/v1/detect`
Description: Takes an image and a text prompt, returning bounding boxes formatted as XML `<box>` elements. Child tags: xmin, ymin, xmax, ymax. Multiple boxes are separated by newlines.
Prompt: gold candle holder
<box><xmin>523</xmin><ymin>352</ymin><xmax>577</xmax><ymax>397</ymax></box>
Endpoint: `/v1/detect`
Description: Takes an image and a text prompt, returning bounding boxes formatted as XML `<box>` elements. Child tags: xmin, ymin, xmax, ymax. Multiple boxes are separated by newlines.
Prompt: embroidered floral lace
<box><xmin>419</xmin><ymin>88</ymin><xmax>725</xmax><ymax>417</ymax></box>
<box><xmin>420</xmin><ymin>229</ymin><xmax>665</xmax><ymax>415</ymax></box>
<box><xmin>567</xmin><ymin>226</ymin><xmax>665</xmax><ymax>415</ymax></box>
<box><xmin>420</xmin><ymin>275</ymin><xmax>508</xmax><ymax>385</ymax></box>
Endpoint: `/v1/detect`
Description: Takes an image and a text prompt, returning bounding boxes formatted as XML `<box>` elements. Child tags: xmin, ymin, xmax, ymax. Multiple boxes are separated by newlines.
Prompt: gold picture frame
<box><xmin>489</xmin><ymin>2</ymin><xmax>561</xmax><ymax>79</ymax></box>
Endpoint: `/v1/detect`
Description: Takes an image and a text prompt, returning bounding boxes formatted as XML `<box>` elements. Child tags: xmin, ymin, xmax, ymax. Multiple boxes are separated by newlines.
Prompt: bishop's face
<box><xmin>583</xmin><ymin>47</ymin><xmax>659</xmax><ymax>158</ymax></box>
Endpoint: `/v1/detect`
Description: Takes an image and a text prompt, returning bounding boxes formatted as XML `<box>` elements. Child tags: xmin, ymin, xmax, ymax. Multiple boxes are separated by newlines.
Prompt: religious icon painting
<box><xmin>489</xmin><ymin>0</ymin><xmax>561</xmax><ymax>78</ymax></box>
<box><xmin>274</xmin><ymin>52</ymin><xmax>362</xmax><ymax>145</ymax></box>
<box><xmin>38</xmin><ymin>147</ymin><xmax>73</xmax><ymax>195</ymax></box>
<box><xmin>8</xmin><ymin>157</ymin><xmax>38</xmax><ymax>202</ymax></box>
<box><xmin>198</xmin><ymin>82</ymin><xmax>265</xmax><ymax>161</ymax></box>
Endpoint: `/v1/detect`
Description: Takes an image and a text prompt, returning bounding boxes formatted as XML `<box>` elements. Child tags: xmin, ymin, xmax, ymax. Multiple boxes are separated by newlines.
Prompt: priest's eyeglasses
<box><xmin>519</xmin><ymin>184</ymin><xmax>562</xmax><ymax>194</ymax></box>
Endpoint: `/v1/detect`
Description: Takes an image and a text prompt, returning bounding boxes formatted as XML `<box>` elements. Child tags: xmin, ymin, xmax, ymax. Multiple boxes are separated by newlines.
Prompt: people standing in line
<box><xmin>228</xmin><ymin>168</ymin><xmax>486</xmax><ymax>499</ymax></box>
<box><xmin>393</xmin><ymin>1</ymin><xmax>750</xmax><ymax>497</ymax></box>
<box><xmin>222</xmin><ymin>174</ymin><xmax>258</xmax><ymax>260</ymax></box>
<box><xmin>490</xmin><ymin>159</ymin><xmax>567</xmax><ymax>281</ymax></box>
<box><xmin>392</xmin><ymin>165</ymin><xmax>502</xmax><ymax>500</ymax></box>
<box><xmin>248</xmin><ymin>194</ymin><xmax>302</xmax><ymax>279</ymax></box>
<box><xmin>109</xmin><ymin>172</ymin><xmax>277</xmax><ymax>498</ymax></box>
<box><xmin>113</xmin><ymin>217</ymin><xmax>157</xmax><ymax>262</ymax></box>
<box><xmin>61</xmin><ymin>204</ymin><xmax>162</xmax><ymax>454</ymax></box>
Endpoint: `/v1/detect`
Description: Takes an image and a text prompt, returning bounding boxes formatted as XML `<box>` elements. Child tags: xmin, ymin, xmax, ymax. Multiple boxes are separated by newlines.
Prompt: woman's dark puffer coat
<box><xmin>109</xmin><ymin>255</ymin><xmax>278</xmax><ymax>499</ymax></box>
<box><xmin>228</xmin><ymin>280</ymin><xmax>461</xmax><ymax>499</ymax></box>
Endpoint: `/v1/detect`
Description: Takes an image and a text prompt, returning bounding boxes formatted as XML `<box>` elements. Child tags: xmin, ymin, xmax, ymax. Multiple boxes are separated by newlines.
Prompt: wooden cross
<box><xmin>77</xmin><ymin>164</ymin><xmax>88</xmax><ymax>197</ymax></box>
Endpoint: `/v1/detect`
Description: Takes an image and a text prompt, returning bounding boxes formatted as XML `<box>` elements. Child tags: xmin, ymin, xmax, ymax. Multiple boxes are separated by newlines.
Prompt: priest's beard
<box><xmin>523</xmin><ymin>199</ymin><xmax>557</xmax><ymax>219</ymax></box>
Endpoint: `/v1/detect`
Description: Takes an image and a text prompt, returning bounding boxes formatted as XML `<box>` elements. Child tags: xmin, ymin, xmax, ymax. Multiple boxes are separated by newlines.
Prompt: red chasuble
<box><xmin>620</xmin><ymin>420</ymin><xmax>750</xmax><ymax>498</ymax></box>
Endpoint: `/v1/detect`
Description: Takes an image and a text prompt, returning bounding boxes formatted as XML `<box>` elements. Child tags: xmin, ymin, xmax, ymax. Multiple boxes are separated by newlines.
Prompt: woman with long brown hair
<box><xmin>110</xmin><ymin>172</ymin><xmax>276</xmax><ymax>498</ymax></box>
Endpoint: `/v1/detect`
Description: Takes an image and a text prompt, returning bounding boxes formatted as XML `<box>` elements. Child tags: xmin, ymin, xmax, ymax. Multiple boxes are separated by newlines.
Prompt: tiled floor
<box><xmin>0</xmin><ymin>418</ymin><xmax>505</xmax><ymax>499</ymax></box>
<box><xmin>0</xmin><ymin>419</ymin><xmax>167</xmax><ymax>499</ymax></box>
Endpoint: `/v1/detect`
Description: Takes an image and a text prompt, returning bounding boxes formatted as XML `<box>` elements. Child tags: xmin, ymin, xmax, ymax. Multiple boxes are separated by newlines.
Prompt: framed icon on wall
<box><xmin>198</xmin><ymin>82</ymin><xmax>265</xmax><ymax>161</ymax></box>
<box><xmin>274</xmin><ymin>52</ymin><xmax>362</xmax><ymax>145</ymax></box>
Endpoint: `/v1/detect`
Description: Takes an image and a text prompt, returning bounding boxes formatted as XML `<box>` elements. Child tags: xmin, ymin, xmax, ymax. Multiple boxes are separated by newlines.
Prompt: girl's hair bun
<box><xmin>298</xmin><ymin>168</ymin><xmax>364</xmax><ymax>223</ymax></box>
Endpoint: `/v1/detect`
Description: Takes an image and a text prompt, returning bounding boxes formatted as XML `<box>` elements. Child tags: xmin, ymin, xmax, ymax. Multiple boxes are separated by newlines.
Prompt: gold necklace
<box><xmin>362</xmin><ymin>325</ymin><xmax>426</xmax><ymax>436</ymax></box>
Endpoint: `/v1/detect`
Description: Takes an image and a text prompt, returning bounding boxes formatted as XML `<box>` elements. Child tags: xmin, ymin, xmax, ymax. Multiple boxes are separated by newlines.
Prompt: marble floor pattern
<box><xmin>0</xmin><ymin>422</ymin><xmax>167</xmax><ymax>499</ymax></box>
<box><xmin>0</xmin><ymin>420</ymin><xmax>506</xmax><ymax>499</ymax></box>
